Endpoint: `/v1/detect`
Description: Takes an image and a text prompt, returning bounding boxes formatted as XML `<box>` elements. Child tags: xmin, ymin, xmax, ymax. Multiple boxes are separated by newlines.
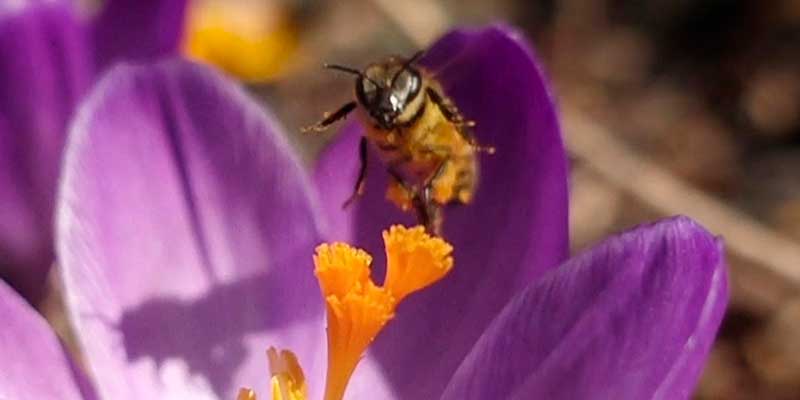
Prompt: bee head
<box><xmin>325</xmin><ymin>53</ymin><xmax>424</xmax><ymax>130</ymax></box>
<box><xmin>356</xmin><ymin>61</ymin><xmax>422</xmax><ymax>129</ymax></box>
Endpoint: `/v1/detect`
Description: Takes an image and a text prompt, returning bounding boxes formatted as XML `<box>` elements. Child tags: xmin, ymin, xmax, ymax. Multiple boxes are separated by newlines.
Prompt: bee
<box><xmin>304</xmin><ymin>52</ymin><xmax>493</xmax><ymax>235</ymax></box>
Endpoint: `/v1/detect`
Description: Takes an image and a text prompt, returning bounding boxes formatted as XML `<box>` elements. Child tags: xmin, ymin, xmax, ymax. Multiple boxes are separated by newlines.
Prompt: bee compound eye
<box><xmin>392</xmin><ymin>69</ymin><xmax>421</xmax><ymax>103</ymax></box>
<box><xmin>357</xmin><ymin>77</ymin><xmax>379</xmax><ymax>105</ymax></box>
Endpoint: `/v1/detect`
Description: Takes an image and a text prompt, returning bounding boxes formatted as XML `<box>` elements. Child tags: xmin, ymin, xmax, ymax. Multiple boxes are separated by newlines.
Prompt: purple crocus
<box><xmin>0</xmin><ymin>0</ymin><xmax>187</xmax><ymax>303</ymax></box>
<box><xmin>0</xmin><ymin>26</ymin><xmax>727</xmax><ymax>399</ymax></box>
<box><xmin>314</xmin><ymin>26</ymin><xmax>729</xmax><ymax>399</ymax></box>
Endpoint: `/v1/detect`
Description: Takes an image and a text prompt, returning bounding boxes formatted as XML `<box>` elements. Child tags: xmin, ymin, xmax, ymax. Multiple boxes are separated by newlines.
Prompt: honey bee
<box><xmin>304</xmin><ymin>52</ymin><xmax>493</xmax><ymax>235</ymax></box>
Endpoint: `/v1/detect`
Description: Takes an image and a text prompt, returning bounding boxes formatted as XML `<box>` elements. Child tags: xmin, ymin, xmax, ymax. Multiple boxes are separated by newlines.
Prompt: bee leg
<box><xmin>424</xmin><ymin>157</ymin><xmax>449</xmax><ymax>187</ymax></box>
<box><xmin>457</xmin><ymin>124</ymin><xmax>495</xmax><ymax>154</ymax></box>
<box><xmin>385</xmin><ymin>167</ymin><xmax>443</xmax><ymax>235</ymax></box>
<box><xmin>426</xmin><ymin>87</ymin><xmax>495</xmax><ymax>154</ymax></box>
<box><xmin>386</xmin><ymin>174</ymin><xmax>415</xmax><ymax>211</ymax></box>
<box><xmin>302</xmin><ymin>101</ymin><xmax>357</xmax><ymax>133</ymax></box>
<box><xmin>430</xmin><ymin>205</ymin><xmax>444</xmax><ymax>236</ymax></box>
<box><xmin>415</xmin><ymin>160</ymin><xmax>449</xmax><ymax>235</ymax></box>
<box><xmin>386</xmin><ymin>170</ymin><xmax>440</xmax><ymax>234</ymax></box>
<box><xmin>426</xmin><ymin>87</ymin><xmax>464</xmax><ymax>124</ymax></box>
<box><xmin>342</xmin><ymin>136</ymin><xmax>368</xmax><ymax>209</ymax></box>
<box><xmin>455</xmin><ymin>123</ymin><xmax>495</xmax><ymax>154</ymax></box>
<box><xmin>468</xmin><ymin>140</ymin><xmax>495</xmax><ymax>154</ymax></box>
<box><xmin>413</xmin><ymin>186</ymin><xmax>443</xmax><ymax>236</ymax></box>
<box><xmin>427</xmin><ymin>157</ymin><xmax>458</xmax><ymax>204</ymax></box>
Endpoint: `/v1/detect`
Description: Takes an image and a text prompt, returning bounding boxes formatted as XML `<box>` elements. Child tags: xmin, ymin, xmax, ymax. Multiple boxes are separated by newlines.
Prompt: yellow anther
<box><xmin>183</xmin><ymin>0</ymin><xmax>298</xmax><ymax>82</ymax></box>
<box><xmin>236</xmin><ymin>388</ymin><xmax>256</xmax><ymax>400</ymax></box>
<box><xmin>382</xmin><ymin>225</ymin><xmax>454</xmax><ymax>302</ymax></box>
<box><xmin>268</xmin><ymin>347</ymin><xmax>307</xmax><ymax>400</ymax></box>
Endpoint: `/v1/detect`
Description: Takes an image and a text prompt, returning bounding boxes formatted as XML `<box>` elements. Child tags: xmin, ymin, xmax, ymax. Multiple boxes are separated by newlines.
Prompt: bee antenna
<box><xmin>391</xmin><ymin>50</ymin><xmax>425</xmax><ymax>86</ymax></box>
<box><xmin>324</xmin><ymin>63</ymin><xmax>362</xmax><ymax>75</ymax></box>
<box><xmin>404</xmin><ymin>50</ymin><xmax>425</xmax><ymax>67</ymax></box>
<box><xmin>324</xmin><ymin>63</ymin><xmax>381</xmax><ymax>87</ymax></box>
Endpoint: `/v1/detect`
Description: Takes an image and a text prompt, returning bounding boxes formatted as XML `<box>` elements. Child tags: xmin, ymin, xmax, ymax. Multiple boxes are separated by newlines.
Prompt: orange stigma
<box><xmin>237</xmin><ymin>225</ymin><xmax>454</xmax><ymax>400</ymax></box>
<box><xmin>314</xmin><ymin>225</ymin><xmax>454</xmax><ymax>400</ymax></box>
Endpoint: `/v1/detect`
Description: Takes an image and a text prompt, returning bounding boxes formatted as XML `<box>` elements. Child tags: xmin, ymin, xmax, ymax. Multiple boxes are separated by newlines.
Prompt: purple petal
<box><xmin>91</xmin><ymin>0</ymin><xmax>187</xmax><ymax>71</ymax></box>
<box><xmin>0</xmin><ymin>279</ymin><xmax>96</xmax><ymax>399</ymax></box>
<box><xmin>314</xmin><ymin>25</ymin><xmax>569</xmax><ymax>397</ymax></box>
<box><xmin>0</xmin><ymin>1</ymin><xmax>92</xmax><ymax>303</ymax></box>
<box><xmin>441</xmin><ymin>216</ymin><xmax>729</xmax><ymax>400</ymax></box>
<box><xmin>57</xmin><ymin>60</ymin><xmax>329</xmax><ymax>399</ymax></box>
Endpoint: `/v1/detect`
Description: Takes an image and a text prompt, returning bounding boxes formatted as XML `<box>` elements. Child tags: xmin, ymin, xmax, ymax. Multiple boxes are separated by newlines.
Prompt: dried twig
<box><xmin>563</xmin><ymin>107</ymin><xmax>800</xmax><ymax>310</ymax></box>
<box><xmin>371</xmin><ymin>0</ymin><xmax>450</xmax><ymax>48</ymax></box>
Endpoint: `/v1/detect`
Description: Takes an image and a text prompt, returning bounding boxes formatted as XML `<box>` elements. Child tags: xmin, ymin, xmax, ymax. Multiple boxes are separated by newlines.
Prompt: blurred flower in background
<box><xmin>183</xmin><ymin>0</ymin><xmax>300</xmax><ymax>82</ymax></box>
<box><xmin>0</xmin><ymin>0</ymin><xmax>187</xmax><ymax>304</ymax></box>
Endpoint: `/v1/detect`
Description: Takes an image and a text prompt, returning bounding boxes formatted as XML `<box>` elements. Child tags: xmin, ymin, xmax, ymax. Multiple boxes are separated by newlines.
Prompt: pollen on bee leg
<box><xmin>431</xmin><ymin>166</ymin><xmax>457</xmax><ymax>204</ymax></box>
<box><xmin>382</xmin><ymin>225</ymin><xmax>454</xmax><ymax>302</ymax></box>
<box><xmin>386</xmin><ymin>180</ymin><xmax>415</xmax><ymax>211</ymax></box>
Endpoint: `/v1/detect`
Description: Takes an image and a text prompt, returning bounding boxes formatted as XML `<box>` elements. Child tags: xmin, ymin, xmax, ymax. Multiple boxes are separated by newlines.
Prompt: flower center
<box><xmin>237</xmin><ymin>225</ymin><xmax>454</xmax><ymax>400</ymax></box>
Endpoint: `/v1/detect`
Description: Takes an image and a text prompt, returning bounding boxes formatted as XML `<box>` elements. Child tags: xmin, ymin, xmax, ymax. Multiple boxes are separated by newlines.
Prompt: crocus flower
<box><xmin>0</xmin><ymin>0</ymin><xmax>187</xmax><ymax>303</ymax></box>
<box><xmin>313</xmin><ymin>25</ymin><xmax>729</xmax><ymax>399</ymax></box>
<box><xmin>183</xmin><ymin>0</ymin><xmax>299</xmax><ymax>82</ymax></box>
<box><xmin>0</xmin><ymin>26</ymin><xmax>727</xmax><ymax>400</ymax></box>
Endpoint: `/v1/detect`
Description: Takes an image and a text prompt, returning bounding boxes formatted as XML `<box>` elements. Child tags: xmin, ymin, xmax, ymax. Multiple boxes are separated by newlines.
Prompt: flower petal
<box><xmin>0</xmin><ymin>279</ymin><xmax>96</xmax><ymax>400</ymax></box>
<box><xmin>91</xmin><ymin>0</ymin><xmax>188</xmax><ymax>70</ymax></box>
<box><xmin>314</xmin><ymin>25</ymin><xmax>569</xmax><ymax>397</ymax></box>
<box><xmin>58</xmin><ymin>60</ymin><xmax>327</xmax><ymax>399</ymax></box>
<box><xmin>0</xmin><ymin>0</ymin><xmax>92</xmax><ymax>302</ymax></box>
<box><xmin>441</xmin><ymin>216</ymin><xmax>729</xmax><ymax>400</ymax></box>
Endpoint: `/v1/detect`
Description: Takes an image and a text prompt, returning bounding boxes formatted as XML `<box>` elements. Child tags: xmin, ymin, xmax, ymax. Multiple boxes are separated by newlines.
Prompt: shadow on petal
<box><xmin>58</xmin><ymin>60</ymin><xmax>326</xmax><ymax>399</ymax></box>
<box><xmin>115</xmin><ymin>268</ymin><xmax>319</xmax><ymax>396</ymax></box>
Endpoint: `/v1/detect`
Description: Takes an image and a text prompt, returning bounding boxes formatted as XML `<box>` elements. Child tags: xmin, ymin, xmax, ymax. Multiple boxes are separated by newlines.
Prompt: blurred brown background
<box><xmin>55</xmin><ymin>0</ymin><xmax>800</xmax><ymax>398</ymax></box>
